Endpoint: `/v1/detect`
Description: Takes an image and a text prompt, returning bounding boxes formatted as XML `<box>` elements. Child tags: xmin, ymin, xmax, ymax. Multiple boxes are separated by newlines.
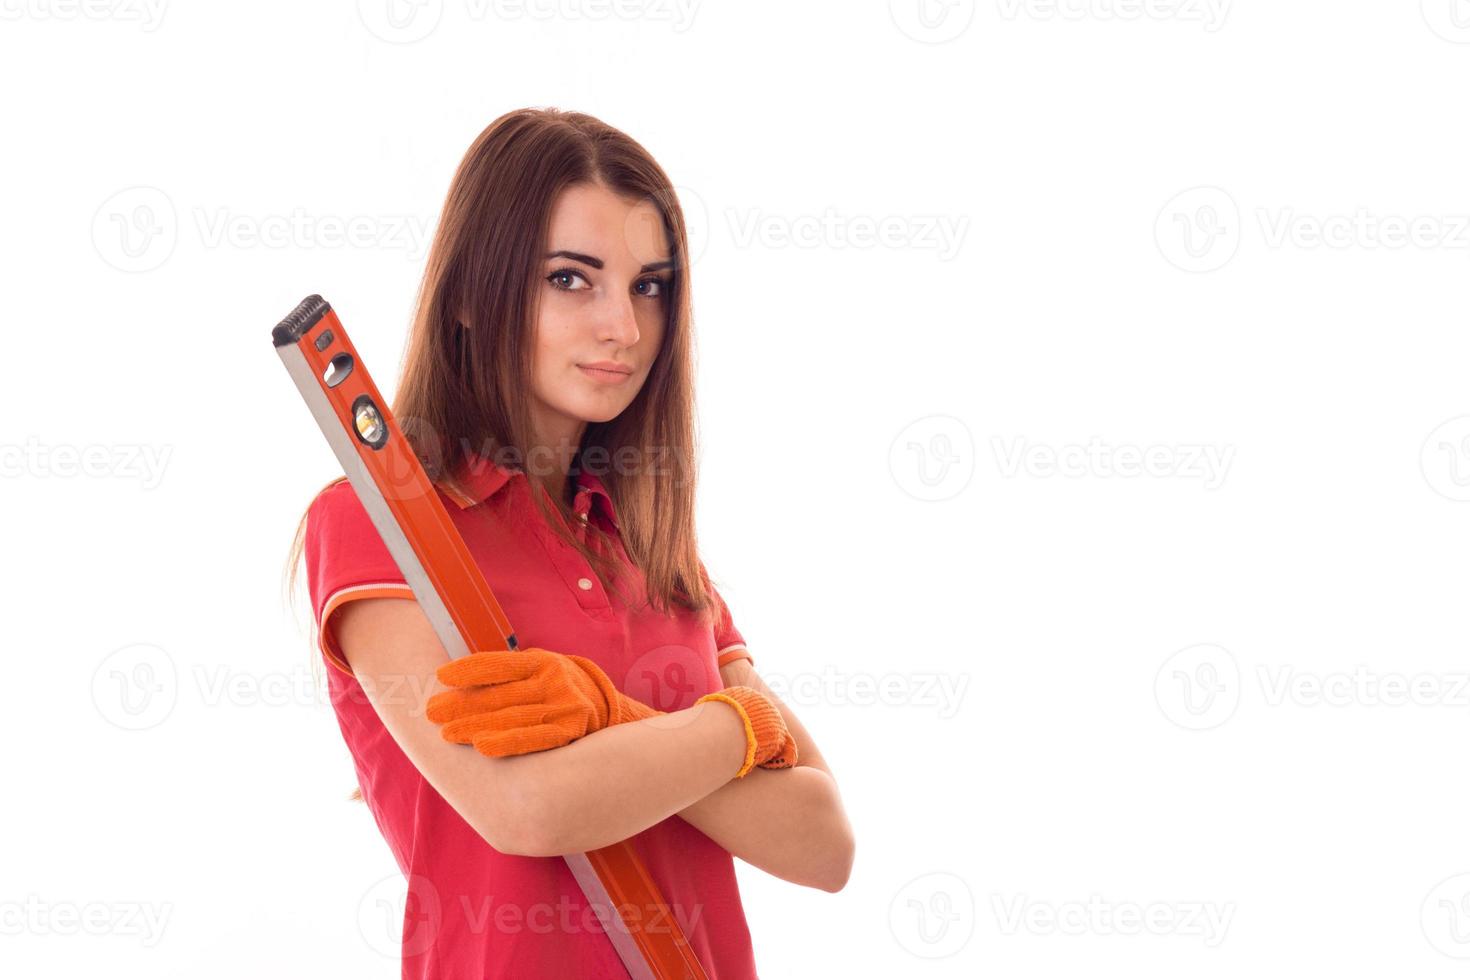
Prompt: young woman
<box><xmin>285</xmin><ymin>108</ymin><xmax>855</xmax><ymax>978</ymax></box>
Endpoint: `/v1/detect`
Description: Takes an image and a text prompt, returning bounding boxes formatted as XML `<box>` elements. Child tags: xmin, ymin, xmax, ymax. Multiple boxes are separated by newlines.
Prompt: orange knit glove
<box><xmin>426</xmin><ymin>647</ymin><xmax>661</xmax><ymax>758</ymax></box>
<box><xmin>696</xmin><ymin>686</ymin><xmax>799</xmax><ymax>778</ymax></box>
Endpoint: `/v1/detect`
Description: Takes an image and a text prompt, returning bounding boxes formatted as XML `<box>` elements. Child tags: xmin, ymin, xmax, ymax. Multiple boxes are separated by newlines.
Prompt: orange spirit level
<box><xmin>273</xmin><ymin>294</ymin><xmax>707</xmax><ymax>980</ymax></box>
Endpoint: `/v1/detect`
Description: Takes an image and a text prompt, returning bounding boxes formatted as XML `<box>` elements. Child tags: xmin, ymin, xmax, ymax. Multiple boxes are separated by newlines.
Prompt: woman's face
<box><xmin>528</xmin><ymin>181</ymin><xmax>671</xmax><ymax>461</ymax></box>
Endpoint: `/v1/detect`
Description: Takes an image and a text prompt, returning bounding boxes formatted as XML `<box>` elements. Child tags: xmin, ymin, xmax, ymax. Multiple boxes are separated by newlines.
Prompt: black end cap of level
<box><xmin>272</xmin><ymin>294</ymin><xmax>332</xmax><ymax>347</ymax></box>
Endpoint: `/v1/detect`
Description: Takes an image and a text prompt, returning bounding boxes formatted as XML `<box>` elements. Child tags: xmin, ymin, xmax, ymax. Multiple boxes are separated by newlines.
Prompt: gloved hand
<box><xmin>696</xmin><ymin>686</ymin><xmax>799</xmax><ymax>778</ymax></box>
<box><xmin>426</xmin><ymin>647</ymin><xmax>662</xmax><ymax>758</ymax></box>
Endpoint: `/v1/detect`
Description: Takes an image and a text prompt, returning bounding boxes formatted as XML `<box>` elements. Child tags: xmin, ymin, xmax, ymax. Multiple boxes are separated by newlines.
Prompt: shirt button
<box><xmin>577</xmin><ymin>577</ymin><xmax>593</xmax><ymax>590</ymax></box>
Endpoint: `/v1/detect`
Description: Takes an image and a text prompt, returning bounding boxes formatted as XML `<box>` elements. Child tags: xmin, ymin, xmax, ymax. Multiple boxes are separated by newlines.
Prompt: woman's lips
<box><xmin>578</xmin><ymin>365</ymin><xmax>634</xmax><ymax>384</ymax></box>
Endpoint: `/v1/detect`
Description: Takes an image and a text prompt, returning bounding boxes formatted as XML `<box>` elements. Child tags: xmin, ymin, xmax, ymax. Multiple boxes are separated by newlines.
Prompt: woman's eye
<box><xmin>548</xmin><ymin>269</ymin><xmax>589</xmax><ymax>291</ymax></box>
<box><xmin>548</xmin><ymin>269</ymin><xmax>669</xmax><ymax>298</ymax></box>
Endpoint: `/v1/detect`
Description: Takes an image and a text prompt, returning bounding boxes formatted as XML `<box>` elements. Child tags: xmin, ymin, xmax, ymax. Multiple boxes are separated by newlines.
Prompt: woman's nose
<box><xmin>597</xmin><ymin>293</ymin><xmax>641</xmax><ymax>347</ymax></box>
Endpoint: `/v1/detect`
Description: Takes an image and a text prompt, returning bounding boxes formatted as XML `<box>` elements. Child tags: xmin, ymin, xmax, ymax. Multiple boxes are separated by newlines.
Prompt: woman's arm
<box><xmin>715</xmin><ymin>656</ymin><xmax>836</xmax><ymax>779</ymax></box>
<box><xmin>523</xmin><ymin>656</ymin><xmax>855</xmax><ymax>893</ymax></box>
<box><xmin>333</xmin><ymin>596</ymin><xmax>549</xmax><ymax>856</ymax></box>
<box><xmin>336</xmin><ymin>597</ymin><xmax>854</xmax><ymax>890</ymax></box>
<box><xmin>676</xmin><ymin>656</ymin><xmax>855</xmax><ymax>893</ymax></box>
<box><xmin>336</xmin><ymin>596</ymin><xmax>745</xmax><ymax>858</ymax></box>
<box><xmin>516</xmin><ymin>703</ymin><xmax>854</xmax><ymax>891</ymax></box>
<box><xmin>676</xmin><ymin>763</ymin><xmax>854</xmax><ymax>893</ymax></box>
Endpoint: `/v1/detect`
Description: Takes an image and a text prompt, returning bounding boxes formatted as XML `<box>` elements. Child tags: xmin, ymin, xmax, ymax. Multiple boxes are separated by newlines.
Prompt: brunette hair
<box><xmin>281</xmin><ymin>108</ymin><xmax>727</xmax><ymax>798</ymax></box>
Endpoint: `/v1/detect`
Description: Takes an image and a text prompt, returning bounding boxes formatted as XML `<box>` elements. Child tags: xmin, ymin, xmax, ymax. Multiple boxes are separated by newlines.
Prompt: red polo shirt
<box><xmin>303</xmin><ymin>453</ymin><xmax>759</xmax><ymax>979</ymax></box>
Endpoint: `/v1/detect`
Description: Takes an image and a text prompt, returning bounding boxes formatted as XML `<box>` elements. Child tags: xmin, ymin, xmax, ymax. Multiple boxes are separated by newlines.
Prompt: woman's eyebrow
<box><xmin>546</xmin><ymin>249</ymin><xmax>673</xmax><ymax>273</ymax></box>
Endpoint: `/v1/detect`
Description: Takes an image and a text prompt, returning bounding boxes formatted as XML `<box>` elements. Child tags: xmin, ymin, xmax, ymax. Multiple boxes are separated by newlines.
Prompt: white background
<box><xmin>4</xmin><ymin>1</ymin><xmax>1470</xmax><ymax>977</ymax></box>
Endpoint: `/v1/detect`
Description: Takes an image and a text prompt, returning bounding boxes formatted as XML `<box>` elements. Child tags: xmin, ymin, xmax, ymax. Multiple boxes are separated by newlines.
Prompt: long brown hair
<box><xmin>281</xmin><ymin>108</ymin><xmax>726</xmax><ymax>797</ymax></box>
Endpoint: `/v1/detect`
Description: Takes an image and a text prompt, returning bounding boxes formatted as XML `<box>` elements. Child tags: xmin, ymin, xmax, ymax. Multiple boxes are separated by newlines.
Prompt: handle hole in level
<box><xmin>323</xmin><ymin>353</ymin><xmax>353</xmax><ymax>388</ymax></box>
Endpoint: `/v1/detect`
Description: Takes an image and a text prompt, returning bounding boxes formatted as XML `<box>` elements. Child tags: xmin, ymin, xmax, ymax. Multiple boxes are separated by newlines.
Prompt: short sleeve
<box><xmin>701</xmin><ymin>560</ymin><xmax>752</xmax><ymax>669</ymax></box>
<box><xmin>304</xmin><ymin>480</ymin><xmax>415</xmax><ymax>676</ymax></box>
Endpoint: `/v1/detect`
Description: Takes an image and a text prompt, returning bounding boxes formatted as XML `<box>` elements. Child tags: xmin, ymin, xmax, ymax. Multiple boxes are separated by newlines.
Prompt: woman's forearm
<box><xmin>677</xmin><ymin>657</ymin><xmax>855</xmax><ymax>890</ymax></box>
<box><xmin>503</xmin><ymin>699</ymin><xmax>748</xmax><ymax>857</ymax></box>
<box><xmin>502</xmin><ymin>698</ymin><xmax>855</xmax><ymax>892</ymax></box>
<box><xmin>677</xmin><ymin>764</ymin><xmax>855</xmax><ymax>892</ymax></box>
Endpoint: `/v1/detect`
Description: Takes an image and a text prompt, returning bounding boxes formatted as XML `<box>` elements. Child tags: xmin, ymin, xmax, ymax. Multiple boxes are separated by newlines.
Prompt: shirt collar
<box><xmin>434</xmin><ymin>451</ymin><xmax>617</xmax><ymax>528</ymax></box>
